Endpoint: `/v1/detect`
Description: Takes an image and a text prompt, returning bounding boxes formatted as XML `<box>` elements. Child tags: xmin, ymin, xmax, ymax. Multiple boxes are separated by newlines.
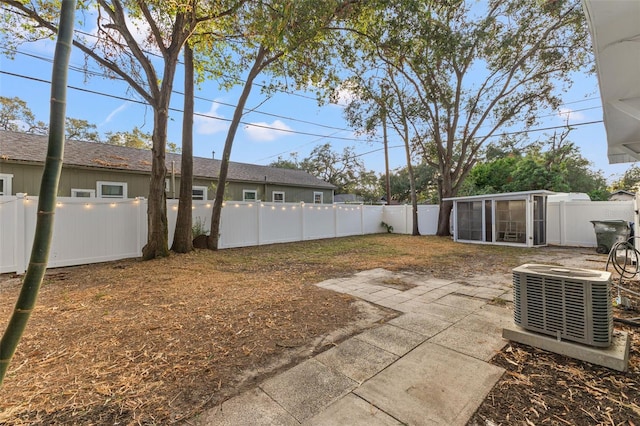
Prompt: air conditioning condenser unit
<box><xmin>512</xmin><ymin>264</ymin><xmax>612</xmax><ymax>348</ymax></box>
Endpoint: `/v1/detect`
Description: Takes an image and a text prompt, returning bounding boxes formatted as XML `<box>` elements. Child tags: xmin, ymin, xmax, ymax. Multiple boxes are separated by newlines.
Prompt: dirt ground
<box><xmin>0</xmin><ymin>235</ymin><xmax>638</xmax><ymax>425</ymax></box>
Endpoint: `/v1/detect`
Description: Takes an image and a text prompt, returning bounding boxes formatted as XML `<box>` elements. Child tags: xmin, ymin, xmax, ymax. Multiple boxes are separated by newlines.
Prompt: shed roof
<box><xmin>443</xmin><ymin>190</ymin><xmax>555</xmax><ymax>202</ymax></box>
<box><xmin>0</xmin><ymin>130</ymin><xmax>335</xmax><ymax>189</ymax></box>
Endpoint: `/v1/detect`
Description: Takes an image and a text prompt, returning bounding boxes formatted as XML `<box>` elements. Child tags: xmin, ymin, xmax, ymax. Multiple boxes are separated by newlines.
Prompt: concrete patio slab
<box><xmin>499</xmin><ymin>290</ymin><xmax>514</xmax><ymax>303</ymax></box>
<box><xmin>355</xmin><ymin>324</ymin><xmax>426</xmax><ymax>356</ymax></box>
<box><xmin>315</xmin><ymin>337</ymin><xmax>398</xmax><ymax>383</ymax></box>
<box><xmin>503</xmin><ymin>325</ymin><xmax>631</xmax><ymax>372</ymax></box>
<box><xmin>354</xmin><ymin>268</ymin><xmax>396</xmax><ymax>278</ymax></box>
<box><xmin>304</xmin><ymin>393</ymin><xmax>404</xmax><ymax>426</ymax></box>
<box><xmin>429</xmin><ymin>312</ymin><xmax>509</xmax><ymax>361</ymax></box>
<box><xmin>354</xmin><ymin>342</ymin><xmax>505</xmax><ymax>426</ymax></box>
<box><xmin>473</xmin><ymin>287</ymin><xmax>510</xmax><ymax>300</ymax></box>
<box><xmin>193</xmin><ymin>388</ymin><xmax>298</xmax><ymax>426</ymax></box>
<box><xmin>474</xmin><ymin>303</ymin><xmax>514</xmax><ymax>329</ymax></box>
<box><xmin>412</xmin><ymin>277</ymin><xmax>453</xmax><ymax>289</ymax></box>
<box><xmin>417</xmin><ymin>300</ymin><xmax>476</xmax><ymax>322</ymax></box>
<box><xmin>388</xmin><ymin>312</ymin><xmax>452</xmax><ymax>337</ymax></box>
<box><xmin>394</xmin><ymin>299</ymin><xmax>433</xmax><ymax>313</ymax></box>
<box><xmin>434</xmin><ymin>293</ymin><xmax>487</xmax><ymax>311</ymax></box>
<box><xmin>260</xmin><ymin>358</ymin><xmax>357</xmax><ymax>422</ymax></box>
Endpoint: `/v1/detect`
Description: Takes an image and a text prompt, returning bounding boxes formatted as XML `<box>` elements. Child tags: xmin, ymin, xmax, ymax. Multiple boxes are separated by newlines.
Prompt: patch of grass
<box><xmin>491</xmin><ymin>297</ymin><xmax>508</xmax><ymax>306</ymax></box>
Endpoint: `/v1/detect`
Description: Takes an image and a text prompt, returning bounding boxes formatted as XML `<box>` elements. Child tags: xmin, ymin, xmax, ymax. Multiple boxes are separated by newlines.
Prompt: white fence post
<box><xmin>257</xmin><ymin>201</ymin><xmax>262</xmax><ymax>246</ymax></box>
<box><xmin>136</xmin><ymin>197</ymin><xmax>145</xmax><ymax>254</ymax></box>
<box><xmin>301</xmin><ymin>202</ymin><xmax>305</xmax><ymax>240</ymax></box>
<box><xmin>16</xmin><ymin>194</ymin><xmax>27</xmax><ymax>274</ymax></box>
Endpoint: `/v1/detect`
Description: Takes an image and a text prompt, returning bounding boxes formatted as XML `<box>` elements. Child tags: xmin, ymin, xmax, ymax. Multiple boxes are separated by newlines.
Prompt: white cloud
<box><xmin>101</xmin><ymin>102</ymin><xmax>129</xmax><ymax>125</ymax></box>
<box><xmin>194</xmin><ymin>101</ymin><xmax>229</xmax><ymax>135</ymax></box>
<box><xmin>243</xmin><ymin>120</ymin><xmax>292</xmax><ymax>142</ymax></box>
<box><xmin>558</xmin><ymin>108</ymin><xmax>586</xmax><ymax>122</ymax></box>
<box><xmin>330</xmin><ymin>81</ymin><xmax>360</xmax><ymax>107</ymax></box>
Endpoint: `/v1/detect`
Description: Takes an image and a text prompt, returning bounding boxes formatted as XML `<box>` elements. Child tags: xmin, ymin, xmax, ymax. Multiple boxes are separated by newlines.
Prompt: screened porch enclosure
<box><xmin>446</xmin><ymin>191</ymin><xmax>552</xmax><ymax>247</ymax></box>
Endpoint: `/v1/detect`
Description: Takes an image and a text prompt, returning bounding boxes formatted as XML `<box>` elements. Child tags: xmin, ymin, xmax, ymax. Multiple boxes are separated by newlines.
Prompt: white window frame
<box><xmin>243</xmin><ymin>189</ymin><xmax>257</xmax><ymax>202</ymax></box>
<box><xmin>0</xmin><ymin>173</ymin><xmax>13</xmax><ymax>196</ymax></box>
<box><xmin>97</xmin><ymin>181</ymin><xmax>128</xmax><ymax>199</ymax></box>
<box><xmin>192</xmin><ymin>186</ymin><xmax>208</xmax><ymax>200</ymax></box>
<box><xmin>272</xmin><ymin>191</ymin><xmax>285</xmax><ymax>203</ymax></box>
<box><xmin>71</xmin><ymin>188</ymin><xmax>96</xmax><ymax>198</ymax></box>
<box><xmin>313</xmin><ymin>191</ymin><xmax>323</xmax><ymax>204</ymax></box>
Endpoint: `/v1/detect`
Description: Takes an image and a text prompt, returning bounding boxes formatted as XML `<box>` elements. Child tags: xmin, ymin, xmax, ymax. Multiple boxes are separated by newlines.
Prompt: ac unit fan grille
<box><xmin>513</xmin><ymin>264</ymin><xmax>612</xmax><ymax>348</ymax></box>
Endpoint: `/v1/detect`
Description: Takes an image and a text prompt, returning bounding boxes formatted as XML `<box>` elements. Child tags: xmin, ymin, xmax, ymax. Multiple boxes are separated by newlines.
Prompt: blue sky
<box><xmin>0</xmin><ymin>32</ymin><xmax>635</xmax><ymax>185</ymax></box>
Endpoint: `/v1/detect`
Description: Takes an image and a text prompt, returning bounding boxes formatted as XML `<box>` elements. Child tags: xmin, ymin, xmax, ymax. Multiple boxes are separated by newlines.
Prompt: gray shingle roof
<box><xmin>0</xmin><ymin>130</ymin><xmax>335</xmax><ymax>189</ymax></box>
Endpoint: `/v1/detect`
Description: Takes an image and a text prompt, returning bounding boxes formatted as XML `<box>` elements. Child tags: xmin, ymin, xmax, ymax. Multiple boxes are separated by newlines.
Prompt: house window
<box><xmin>192</xmin><ymin>186</ymin><xmax>207</xmax><ymax>200</ymax></box>
<box><xmin>0</xmin><ymin>174</ymin><xmax>12</xmax><ymax>196</ymax></box>
<box><xmin>97</xmin><ymin>181</ymin><xmax>127</xmax><ymax>198</ymax></box>
<box><xmin>272</xmin><ymin>191</ymin><xmax>285</xmax><ymax>203</ymax></box>
<box><xmin>313</xmin><ymin>192</ymin><xmax>323</xmax><ymax>204</ymax></box>
<box><xmin>243</xmin><ymin>190</ymin><xmax>257</xmax><ymax>202</ymax></box>
<box><xmin>71</xmin><ymin>188</ymin><xmax>96</xmax><ymax>198</ymax></box>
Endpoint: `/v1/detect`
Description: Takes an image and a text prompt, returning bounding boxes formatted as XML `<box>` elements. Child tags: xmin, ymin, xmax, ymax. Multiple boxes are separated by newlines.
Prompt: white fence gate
<box><xmin>0</xmin><ymin>194</ymin><xmax>637</xmax><ymax>274</ymax></box>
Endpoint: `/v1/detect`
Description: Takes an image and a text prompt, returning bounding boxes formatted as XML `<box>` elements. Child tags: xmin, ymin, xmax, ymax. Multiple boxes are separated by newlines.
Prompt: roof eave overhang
<box><xmin>582</xmin><ymin>0</ymin><xmax>640</xmax><ymax>164</ymax></box>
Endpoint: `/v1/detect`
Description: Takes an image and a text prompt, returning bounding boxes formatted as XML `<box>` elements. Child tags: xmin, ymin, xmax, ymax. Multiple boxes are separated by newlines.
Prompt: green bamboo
<box><xmin>0</xmin><ymin>0</ymin><xmax>76</xmax><ymax>386</ymax></box>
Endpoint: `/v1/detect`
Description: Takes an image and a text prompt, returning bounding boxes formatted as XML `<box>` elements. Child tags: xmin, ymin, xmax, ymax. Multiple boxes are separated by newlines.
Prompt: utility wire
<box><xmin>0</xmin><ymin>70</ymin><xmax>372</xmax><ymax>142</ymax></box>
<box><xmin>7</xmin><ymin>47</ymin><xmax>355</xmax><ymax>133</ymax></box>
<box><xmin>345</xmin><ymin>119</ymin><xmax>605</xmax><ymax>161</ymax></box>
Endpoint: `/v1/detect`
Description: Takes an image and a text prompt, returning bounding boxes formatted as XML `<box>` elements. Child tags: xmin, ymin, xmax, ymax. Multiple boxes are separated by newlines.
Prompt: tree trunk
<box><xmin>436</xmin><ymin>171</ymin><xmax>454</xmax><ymax>236</ymax></box>
<box><xmin>402</xmin><ymin>129</ymin><xmax>420</xmax><ymax>236</ymax></box>
<box><xmin>142</xmin><ymin>49</ymin><xmax>182</xmax><ymax>259</ymax></box>
<box><xmin>142</xmin><ymin>109</ymin><xmax>170</xmax><ymax>259</ymax></box>
<box><xmin>407</xmin><ymin>161</ymin><xmax>420</xmax><ymax>236</ymax></box>
<box><xmin>437</xmin><ymin>199</ymin><xmax>453</xmax><ymax>236</ymax></box>
<box><xmin>208</xmin><ymin>46</ymin><xmax>267</xmax><ymax>250</ymax></box>
<box><xmin>0</xmin><ymin>0</ymin><xmax>75</xmax><ymax>386</ymax></box>
<box><xmin>171</xmin><ymin>44</ymin><xmax>194</xmax><ymax>253</ymax></box>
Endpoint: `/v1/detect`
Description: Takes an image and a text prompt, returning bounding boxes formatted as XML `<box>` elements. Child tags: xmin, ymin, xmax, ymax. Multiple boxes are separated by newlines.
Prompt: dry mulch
<box><xmin>0</xmin><ymin>235</ymin><xmax>520</xmax><ymax>425</ymax></box>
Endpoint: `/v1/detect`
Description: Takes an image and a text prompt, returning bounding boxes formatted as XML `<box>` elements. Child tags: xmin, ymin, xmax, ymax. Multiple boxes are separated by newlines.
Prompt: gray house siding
<box><xmin>0</xmin><ymin>131</ymin><xmax>336</xmax><ymax>202</ymax></box>
<box><xmin>0</xmin><ymin>162</ymin><xmax>151</xmax><ymax>198</ymax></box>
<box><xmin>165</xmin><ymin>179</ymin><xmax>332</xmax><ymax>203</ymax></box>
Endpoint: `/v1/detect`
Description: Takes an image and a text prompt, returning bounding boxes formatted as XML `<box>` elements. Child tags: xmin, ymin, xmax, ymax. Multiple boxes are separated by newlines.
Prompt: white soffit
<box><xmin>582</xmin><ymin>0</ymin><xmax>640</xmax><ymax>163</ymax></box>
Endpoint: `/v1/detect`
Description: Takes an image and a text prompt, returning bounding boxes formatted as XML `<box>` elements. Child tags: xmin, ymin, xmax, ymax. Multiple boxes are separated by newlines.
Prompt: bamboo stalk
<box><xmin>0</xmin><ymin>0</ymin><xmax>76</xmax><ymax>386</ymax></box>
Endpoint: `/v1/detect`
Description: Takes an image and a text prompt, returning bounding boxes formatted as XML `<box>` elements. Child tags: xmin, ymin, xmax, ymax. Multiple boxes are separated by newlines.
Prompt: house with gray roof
<box><xmin>0</xmin><ymin>130</ymin><xmax>335</xmax><ymax>203</ymax></box>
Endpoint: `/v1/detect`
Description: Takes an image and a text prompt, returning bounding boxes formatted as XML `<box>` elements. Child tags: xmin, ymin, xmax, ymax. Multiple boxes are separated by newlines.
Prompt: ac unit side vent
<box><xmin>512</xmin><ymin>264</ymin><xmax>612</xmax><ymax>348</ymax></box>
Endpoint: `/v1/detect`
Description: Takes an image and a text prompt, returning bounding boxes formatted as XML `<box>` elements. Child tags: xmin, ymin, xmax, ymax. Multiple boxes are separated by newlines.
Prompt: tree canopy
<box><xmin>463</xmin><ymin>133</ymin><xmax>610</xmax><ymax>200</ymax></box>
<box><xmin>339</xmin><ymin>0</ymin><xmax>592</xmax><ymax>235</ymax></box>
<box><xmin>269</xmin><ymin>143</ymin><xmax>380</xmax><ymax>201</ymax></box>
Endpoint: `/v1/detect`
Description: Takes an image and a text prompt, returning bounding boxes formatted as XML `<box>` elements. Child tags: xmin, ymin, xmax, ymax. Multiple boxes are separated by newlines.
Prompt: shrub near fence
<box><xmin>0</xmin><ymin>195</ymin><xmax>636</xmax><ymax>274</ymax></box>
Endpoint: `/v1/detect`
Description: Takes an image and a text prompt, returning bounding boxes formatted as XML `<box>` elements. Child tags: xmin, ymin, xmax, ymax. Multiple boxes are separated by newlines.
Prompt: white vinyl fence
<box><xmin>546</xmin><ymin>200</ymin><xmax>635</xmax><ymax>247</ymax></box>
<box><xmin>0</xmin><ymin>194</ymin><xmax>636</xmax><ymax>274</ymax></box>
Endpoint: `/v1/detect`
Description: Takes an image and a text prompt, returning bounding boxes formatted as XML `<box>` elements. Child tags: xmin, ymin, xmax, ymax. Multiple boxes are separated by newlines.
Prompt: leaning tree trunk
<box><xmin>208</xmin><ymin>46</ymin><xmax>267</xmax><ymax>250</ymax></box>
<box><xmin>171</xmin><ymin>43</ymin><xmax>194</xmax><ymax>253</ymax></box>
<box><xmin>0</xmin><ymin>0</ymin><xmax>75</xmax><ymax>386</ymax></box>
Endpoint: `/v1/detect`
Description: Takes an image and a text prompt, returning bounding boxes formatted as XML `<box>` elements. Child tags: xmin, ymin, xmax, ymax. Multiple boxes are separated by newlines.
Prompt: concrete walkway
<box><xmin>193</xmin><ymin>268</ymin><xmax>515</xmax><ymax>426</ymax></box>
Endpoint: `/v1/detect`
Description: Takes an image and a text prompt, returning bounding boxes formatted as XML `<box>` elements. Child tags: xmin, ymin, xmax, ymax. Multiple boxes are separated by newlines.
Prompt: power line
<box><xmin>347</xmin><ymin>119</ymin><xmax>605</xmax><ymax>160</ymax></box>
<box><xmin>0</xmin><ymin>70</ymin><xmax>373</xmax><ymax>143</ymax></box>
<box><xmin>7</xmin><ymin>47</ymin><xmax>356</xmax><ymax>134</ymax></box>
